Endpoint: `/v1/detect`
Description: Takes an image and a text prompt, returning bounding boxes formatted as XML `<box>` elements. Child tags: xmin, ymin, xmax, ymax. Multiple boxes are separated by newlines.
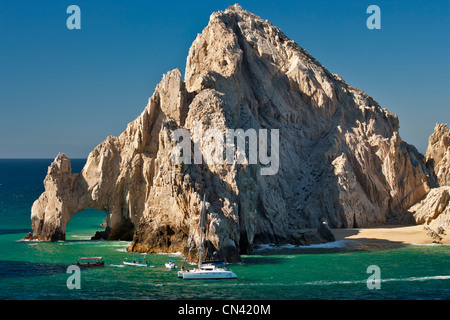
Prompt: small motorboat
<box><xmin>73</xmin><ymin>257</ymin><xmax>105</xmax><ymax>267</ymax></box>
<box><xmin>165</xmin><ymin>260</ymin><xmax>178</xmax><ymax>269</ymax></box>
<box><xmin>123</xmin><ymin>257</ymin><xmax>151</xmax><ymax>267</ymax></box>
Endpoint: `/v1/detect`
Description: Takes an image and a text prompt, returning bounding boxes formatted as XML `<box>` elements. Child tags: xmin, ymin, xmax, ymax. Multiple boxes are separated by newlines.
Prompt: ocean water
<box><xmin>0</xmin><ymin>159</ymin><xmax>449</xmax><ymax>300</ymax></box>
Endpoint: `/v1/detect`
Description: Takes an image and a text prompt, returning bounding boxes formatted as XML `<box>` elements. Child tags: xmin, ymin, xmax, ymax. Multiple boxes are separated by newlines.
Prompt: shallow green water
<box><xmin>0</xmin><ymin>159</ymin><xmax>449</xmax><ymax>300</ymax></box>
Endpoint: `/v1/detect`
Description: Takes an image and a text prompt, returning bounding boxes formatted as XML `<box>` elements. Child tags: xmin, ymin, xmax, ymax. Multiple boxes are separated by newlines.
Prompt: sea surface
<box><xmin>0</xmin><ymin>159</ymin><xmax>449</xmax><ymax>300</ymax></box>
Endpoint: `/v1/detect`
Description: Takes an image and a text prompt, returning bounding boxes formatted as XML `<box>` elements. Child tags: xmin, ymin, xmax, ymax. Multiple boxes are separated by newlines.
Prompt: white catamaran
<box><xmin>177</xmin><ymin>195</ymin><xmax>238</xmax><ymax>280</ymax></box>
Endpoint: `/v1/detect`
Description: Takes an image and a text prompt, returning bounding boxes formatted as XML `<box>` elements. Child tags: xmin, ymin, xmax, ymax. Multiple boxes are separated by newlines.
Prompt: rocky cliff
<box><xmin>29</xmin><ymin>5</ymin><xmax>446</xmax><ymax>261</ymax></box>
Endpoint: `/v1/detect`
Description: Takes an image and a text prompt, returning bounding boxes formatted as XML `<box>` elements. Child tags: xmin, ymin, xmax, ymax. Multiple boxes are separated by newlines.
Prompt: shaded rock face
<box><xmin>317</xmin><ymin>219</ymin><xmax>335</xmax><ymax>242</ymax></box>
<box><xmin>30</xmin><ymin>5</ymin><xmax>435</xmax><ymax>260</ymax></box>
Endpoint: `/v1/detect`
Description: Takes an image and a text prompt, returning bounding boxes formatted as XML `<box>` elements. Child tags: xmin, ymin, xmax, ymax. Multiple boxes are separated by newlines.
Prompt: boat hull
<box><xmin>180</xmin><ymin>269</ymin><xmax>238</xmax><ymax>280</ymax></box>
<box><xmin>73</xmin><ymin>262</ymin><xmax>104</xmax><ymax>267</ymax></box>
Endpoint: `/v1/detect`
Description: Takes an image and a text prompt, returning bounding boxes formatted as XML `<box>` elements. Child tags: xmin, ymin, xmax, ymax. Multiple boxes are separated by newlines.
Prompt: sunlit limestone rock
<box><xmin>409</xmin><ymin>186</ymin><xmax>450</xmax><ymax>229</ymax></box>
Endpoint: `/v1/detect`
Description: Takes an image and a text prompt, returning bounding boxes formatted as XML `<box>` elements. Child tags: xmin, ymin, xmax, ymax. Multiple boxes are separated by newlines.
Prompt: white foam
<box><xmin>155</xmin><ymin>252</ymin><xmax>183</xmax><ymax>256</ymax></box>
<box><xmin>253</xmin><ymin>240</ymin><xmax>353</xmax><ymax>251</ymax></box>
<box><xmin>18</xmin><ymin>239</ymin><xmax>41</xmax><ymax>242</ymax></box>
<box><xmin>98</xmin><ymin>242</ymin><xmax>131</xmax><ymax>247</ymax></box>
<box><xmin>409</xmin><ymin>242</ymin><xmax>450</xmax><ymax>247</ymax></box>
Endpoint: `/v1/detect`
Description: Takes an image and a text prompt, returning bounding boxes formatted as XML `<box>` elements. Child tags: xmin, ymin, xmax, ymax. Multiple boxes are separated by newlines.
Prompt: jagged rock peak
<box><xmin>186</xmin><ymin>3</ymin><xmax>335</xmax><ymax>95</ymax></box>
<box><xmin>226</xmin><ymin>4</ymin><xmax>244</xmax><ymax>12</ymax></box>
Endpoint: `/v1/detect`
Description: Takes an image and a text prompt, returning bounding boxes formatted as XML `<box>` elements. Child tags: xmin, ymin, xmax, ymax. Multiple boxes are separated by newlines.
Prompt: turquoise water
<box><xmin>0</xmin><ymin>159</ymin><xmax>449</xmax><ymax>300</ymax></box>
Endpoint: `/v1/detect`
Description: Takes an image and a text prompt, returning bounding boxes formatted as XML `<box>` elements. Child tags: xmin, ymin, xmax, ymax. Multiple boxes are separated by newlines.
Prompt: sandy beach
<box><xmin>332</xmin><ymin>225</ymin><xmax>450</xmax><ymax>245</ymax></box>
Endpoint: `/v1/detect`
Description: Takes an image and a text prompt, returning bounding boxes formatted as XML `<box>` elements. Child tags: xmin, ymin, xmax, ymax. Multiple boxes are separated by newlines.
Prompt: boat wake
<box><xmin>304</xmin><ymin>275</ymin><xmax>450</xmax><ymax>286</ymax></box>
<box><xmin>108</xmin><ymin>264</ymin><xmax>125</xmax><ymax>268</ymax></box>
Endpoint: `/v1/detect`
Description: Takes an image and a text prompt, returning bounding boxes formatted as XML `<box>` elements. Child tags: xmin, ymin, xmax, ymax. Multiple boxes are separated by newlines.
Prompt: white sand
<box><xmin>332</xmin><ymin>225</ymin><xmax>450</xmax><ymax>245</ymax></box>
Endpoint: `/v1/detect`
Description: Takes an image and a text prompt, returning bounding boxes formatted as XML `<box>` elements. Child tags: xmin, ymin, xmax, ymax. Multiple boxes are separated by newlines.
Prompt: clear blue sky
<box><xmin>0</xmin><ymin>0</ymin><xmax>449</xmax><ymax>158</ymax></box>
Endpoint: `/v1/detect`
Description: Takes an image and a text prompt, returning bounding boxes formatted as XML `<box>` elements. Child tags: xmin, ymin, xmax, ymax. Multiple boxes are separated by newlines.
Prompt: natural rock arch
<box><xmin>30</xmin><ymin>154</ymin><xmax>136</xmax><ymax>241</ymax></box>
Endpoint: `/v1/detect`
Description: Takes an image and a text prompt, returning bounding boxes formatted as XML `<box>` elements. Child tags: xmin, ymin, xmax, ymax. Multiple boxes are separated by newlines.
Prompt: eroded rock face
<box><xmin>30</xmin><ymin>5</ymin><xmax>436</xmax><ymax>260</ymax></box>
<box><xmin>426</xmin><ymin>123</ymin><xmax>450</xmax><ymax>187</ymax></box>
<box><xmin>409</xmin><ymin>187</ymin><xmax>450</xmax><ymax>229</ymax></box>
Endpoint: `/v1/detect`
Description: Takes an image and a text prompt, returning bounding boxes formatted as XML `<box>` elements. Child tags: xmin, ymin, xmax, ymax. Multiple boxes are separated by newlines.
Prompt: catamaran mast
<box><xmin>198</xmin><ymin>194</ymin><xmax>206</xmax><ymax>269</ymax></box>
<box><xmin>182</xmin><ymin>233</ymin><xmax>194</xmax><ymax>268</ymax></box>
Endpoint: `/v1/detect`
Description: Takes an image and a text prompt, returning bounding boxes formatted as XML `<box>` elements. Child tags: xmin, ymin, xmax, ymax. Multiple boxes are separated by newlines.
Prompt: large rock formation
<box><xmin>30</xmin><ymin>4</ymin><xmax>441</xmax><ymax>261</ymax></box>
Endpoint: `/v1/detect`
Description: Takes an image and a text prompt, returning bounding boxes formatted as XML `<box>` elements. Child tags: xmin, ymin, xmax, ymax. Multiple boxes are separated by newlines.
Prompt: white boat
<box><xmin>123</xmin><ymin>257</ymin><xmax>151</xmax><ymax>267</ymax></box>
<box><xmin>178</xmin><ymin>195</ymin><xmax>238</xmax><ymax>280</ymax></box>
<box><xmin>165</xmin><ymin>260</ymin><xmax>178</xmax><ymax>269</ymax></box>
<box><xmin>179</xmin><ymin>265</ymin><xmax>237</xmax><ymax>279</ymax></box>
